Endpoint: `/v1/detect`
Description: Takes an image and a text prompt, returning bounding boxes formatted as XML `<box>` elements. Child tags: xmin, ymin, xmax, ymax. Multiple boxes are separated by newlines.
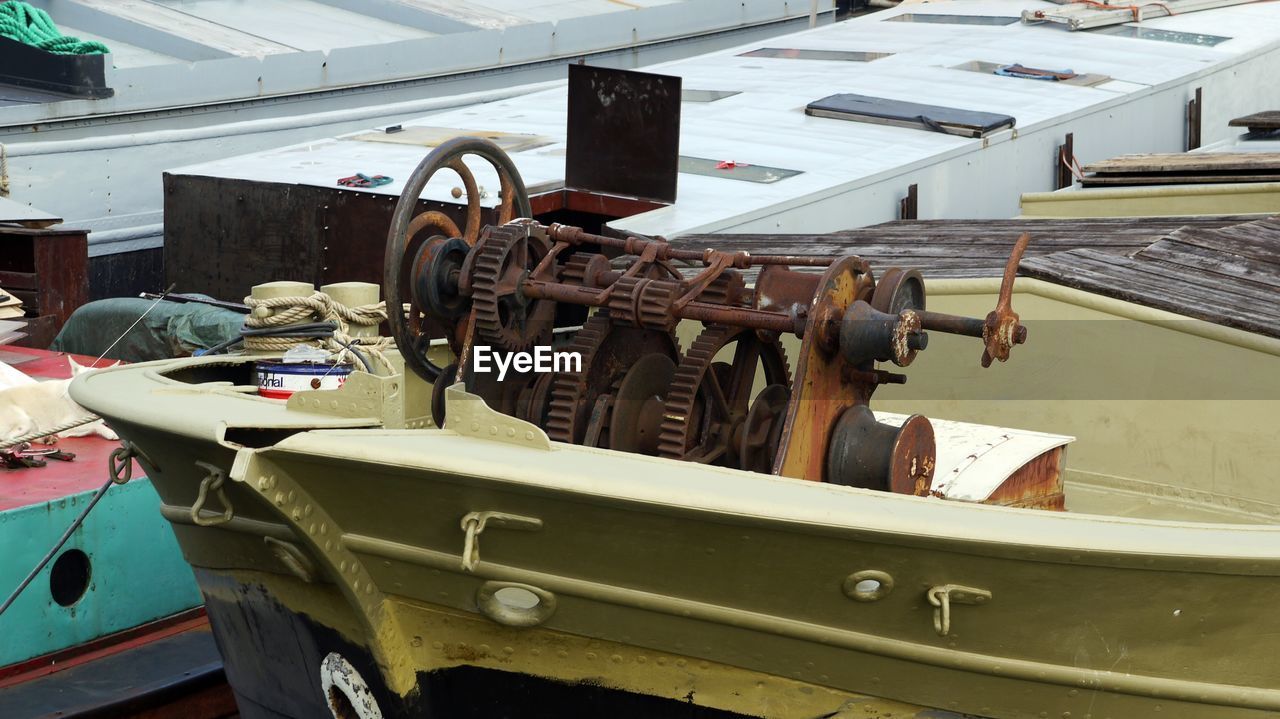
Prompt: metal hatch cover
<box><xmin>806</xmin><ymin>93</ymin><xmax>1016</xmax><ymax>139</ymax></box>
<box><xmin>565</xmin><ymin>64</ymin><xmax>681</xmax><ymax>204</ymax></box>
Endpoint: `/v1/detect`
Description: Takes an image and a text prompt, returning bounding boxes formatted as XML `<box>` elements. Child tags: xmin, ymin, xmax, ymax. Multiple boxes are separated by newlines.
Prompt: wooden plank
<box><xmin>10</xmin><ymin>314</ymin><xmax>56</xmax><ymax>349</ymax></box>
<box><xmin>1082</xmin><ymin>173</ymin><xmax>1280</xmax><ymax>186</ymax></box>
<box><xmin>1020</xmin><ymin>249</ymin><xmax>1280</xmax><ymax>337</ymax></box>
<box><xmin>30</xmin><ymin>231</ymin><xmax>88</xmax><ymax>331</ymax></box>
<box><xmin>0</xmin><ymin>270</ymin><xmax>37</xmax><ymax>289</ymax></box>
<box><xmin>1163</xmin><ymin>224</ymin><xmax>1280</xmax><ymax>266</ymax></box>
<box><xmin>1137</xmin><ymin>240</ymin><xmax>1280</xmax><ymax>291</ymax></box>
<box><xmin>1083</xmin><ymin>153</ymin><xmax>1280</xmax><ymax>175</ymax></box>
<box><xmin>1028</xmin><ymin>250</ymin><xmax>1280</xmax><ymax>317</ymax></box>
<box><xmin>1229</xmin><ymin>111</ymin><xmax>1280</xmax><ymax>131</ymax></box>
<box><xmin>670</xmin><ymin>215</ymin><xmax>1267</xmax><ymax>291</ymax></box>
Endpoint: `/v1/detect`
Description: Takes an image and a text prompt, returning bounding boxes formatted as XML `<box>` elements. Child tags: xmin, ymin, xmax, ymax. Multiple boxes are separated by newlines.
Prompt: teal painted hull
<box><xmin>0</xmin><ymin>477</ymin><xmax>202</xmax><ymax>667</ymax></box>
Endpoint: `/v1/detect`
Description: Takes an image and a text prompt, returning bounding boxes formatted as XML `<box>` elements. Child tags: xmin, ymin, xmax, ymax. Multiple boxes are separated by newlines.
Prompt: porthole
<box><xmin>50</xmin><ymin>549</ymin><xmax>92</xmax><ymax>607</ymax></box>
<box><xmin>843</xmin><ymin>570</ymin><xmax>894</xmax><ymax>602</ymax></box>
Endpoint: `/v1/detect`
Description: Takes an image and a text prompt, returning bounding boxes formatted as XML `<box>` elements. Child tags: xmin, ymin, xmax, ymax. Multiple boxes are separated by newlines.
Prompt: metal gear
<box><xmin>559</xmin><ymin>252</ymin><xmax>610</xmax><ymax>288</ymax></box>
<box><xmin>469</xmin><ymin>224</ymin><xmax>553</xmax><ymax>351</ymax></box>
<box><xmin>657</xmin><ymin>325</ymin><xmax>790</xmax><ymax>466</ymax></box>
<box><xmin>544</xmin><ymin>314</ymin><xmax>680</xmax><ymax>446</ymax></box>
<box><xmin>607</xmin><ymin>276</ymin><xmax>680</xmax><ymax>330</ymax></box>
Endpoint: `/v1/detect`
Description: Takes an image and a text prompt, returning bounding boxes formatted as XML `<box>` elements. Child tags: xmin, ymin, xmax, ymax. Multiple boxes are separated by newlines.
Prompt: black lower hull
<box><xmin>198</xmin><ymin>570</ymin><xmax>752</xmax><ymax>719</ymax></box>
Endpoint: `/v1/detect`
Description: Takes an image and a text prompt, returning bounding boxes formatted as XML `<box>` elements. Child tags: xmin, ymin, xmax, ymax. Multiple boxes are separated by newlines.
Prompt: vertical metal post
<box><xmin>899</xmin><ymin>184</ymin><xmax>918</xmax><ymax>221</ymax></box>
<box><xmin>1055</xmin><ymin>132</ymin><xmax>1074</xmax><ymax>190</ymax></box>
<box><xmin>1187</xmin><ymin>87</ymin><xmax>1202</xmax><ymax>151</ymax></box>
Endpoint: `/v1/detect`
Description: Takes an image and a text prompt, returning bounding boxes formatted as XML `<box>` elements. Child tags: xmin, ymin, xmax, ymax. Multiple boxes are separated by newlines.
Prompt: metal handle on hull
<box><xmin>927</xmin><ymin>584</ymin><xmax>992</xmax><ymax>636</ymax></box>
<box><xmin>460</xmin><ymin>511</ymin><xmax>543</xmax><ymax>572</ymax></box>
<box><xmin>191</xmin><ymin>461</ymin><xmax>234</xmax><ymax>526</ymax></box>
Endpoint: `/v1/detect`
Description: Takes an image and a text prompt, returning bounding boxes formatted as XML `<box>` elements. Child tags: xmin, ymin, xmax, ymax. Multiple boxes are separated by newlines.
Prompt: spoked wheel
<box><xmin>657</xmin><ymin>325</ymin><xmax>790</xmax><ymax>467</ymax></box>
<box><xmin>384</xmin><ymin>137</ymin><xmax>534</xmax><ymax>384</ymax></box>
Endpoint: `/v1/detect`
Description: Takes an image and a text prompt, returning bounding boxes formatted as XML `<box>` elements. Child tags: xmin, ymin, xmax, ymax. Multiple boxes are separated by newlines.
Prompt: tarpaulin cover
<box><xmin>50</xmin><ymin>297</ymin><xmax>244</xmax><ymax>362</ymax></box>
<box><xmin>805</xmin><ymin>93</ymin><xmax>1016</xmax><ymax>137</ymax></box>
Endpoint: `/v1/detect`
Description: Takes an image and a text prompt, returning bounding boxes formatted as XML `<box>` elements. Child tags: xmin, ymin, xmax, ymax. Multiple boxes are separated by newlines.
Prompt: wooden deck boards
<box><xmin>1229</xmin><ymin>111</ymin><xmax>1280</xmax><ymax>132</ymax></box>
<box><xmin>1020</xmin><ymin>217</ymin><xmax>1280</xmax><ymax>338</ymax></box>
<box><xmin>1083</xmin><ymin>153</ymin><xmax>1280</xmax><ymax>174</ymax></box>
<box><xmin>1078</xmin><ymin>152</ymin><xmax>1280</xmax><ymax>187</ymax></box>
<box><xmin>672</xmin><ymin>216</ymin><xmax>1253</xmax><ymax>280</ymax></box>
<box><xmin>674</xmin><ymin>215</ymin><xmax>1280</xmax><ymax>337</ymax></box>
<box><xmin>1081</xmin><ymin>172</ymin><xmax>1280</xmax><ymax>186</ymax></box>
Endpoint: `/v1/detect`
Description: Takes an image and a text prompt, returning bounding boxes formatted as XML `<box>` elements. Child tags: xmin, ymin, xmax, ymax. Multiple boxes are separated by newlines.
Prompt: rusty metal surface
<box><xmin>0</xmin><ymin>226</ymin><xmax>89</xmax><ymax>344</ymax></box>
<box><xmin>772</xmin><ymin>256</ymin><xmax>875</xmax><ymax>481</ymax></box>
<box><xmin>565</xmin><ymin>65</ymin><xmax>682</xmax><ymax>204</ymax></box>
<box><xmin>164</xmin><ymin>174</ymin><xmax>482</xmax><ymax>301</ymax></box>
<box><xmin>983</xmin><ymin>446</ymin><xmax>1067</xmax><ymax>510</ymax></box>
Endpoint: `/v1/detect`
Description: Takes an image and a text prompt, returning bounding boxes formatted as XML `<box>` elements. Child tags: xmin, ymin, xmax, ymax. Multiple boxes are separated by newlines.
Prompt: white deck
<box><xmin>172</xmin><ymin>0</ymin><xmax>1280</xmax><ymax>238</ymax></box>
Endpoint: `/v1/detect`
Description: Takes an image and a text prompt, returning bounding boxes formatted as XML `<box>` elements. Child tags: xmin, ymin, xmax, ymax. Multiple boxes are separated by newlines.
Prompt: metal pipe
<box><xmin>917</xmin><ymin>310</ymin><xmax>986</xmax><ymax>338</ymax></box>
<box><xmin>546</xmin><ymin>224</ymin><xmax>843</xmax><ymax>268</ymax></box>
<box><xmin>523</xmin><ymin>280</ymin><xmax>798</xmax><ymax>333</ymax></box>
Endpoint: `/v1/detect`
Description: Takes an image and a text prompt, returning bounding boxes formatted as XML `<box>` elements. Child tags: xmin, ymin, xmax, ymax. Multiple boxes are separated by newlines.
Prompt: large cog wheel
<box><xmin>544</xmin><ymin>315</ymin><xmax>680</xmax><ymax>446</ymax></box>
<box><xmin>657</xmin><ymin>325</ymin><xmax>790</xmax><ymax>467</ymax></box>
<box><xmin>468</xmin><ymin>224</ymin><xmax>553</xmax><ymax>352</ymax></box>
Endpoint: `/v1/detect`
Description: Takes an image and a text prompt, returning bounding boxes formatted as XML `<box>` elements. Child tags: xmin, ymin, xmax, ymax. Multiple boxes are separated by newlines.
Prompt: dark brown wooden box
<box><xmin>0</xmin><ymin>226</ymin><xmax>89</xmax><ymax>348</ymax></box>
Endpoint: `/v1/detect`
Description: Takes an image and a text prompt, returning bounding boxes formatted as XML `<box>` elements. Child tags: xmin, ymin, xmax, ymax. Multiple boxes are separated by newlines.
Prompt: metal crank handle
<box><xmin>912</xmin><ymin>233</ymin><xmax>1030</xmax><ymax>367</ymax></box>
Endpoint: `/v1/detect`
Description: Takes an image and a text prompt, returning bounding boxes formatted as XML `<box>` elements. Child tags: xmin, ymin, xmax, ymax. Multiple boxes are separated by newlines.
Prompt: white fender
<box><xmin>320</xmin><ymin>652</ymin><xmax>384</xmax><ymax>719</ymax></box>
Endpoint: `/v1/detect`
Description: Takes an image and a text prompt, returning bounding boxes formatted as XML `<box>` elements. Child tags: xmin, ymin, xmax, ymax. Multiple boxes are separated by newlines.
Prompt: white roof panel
<box><xmin>171</xmin><ymin>0</ymin><xmax>1280</xmax><ymax>235</ymax></box>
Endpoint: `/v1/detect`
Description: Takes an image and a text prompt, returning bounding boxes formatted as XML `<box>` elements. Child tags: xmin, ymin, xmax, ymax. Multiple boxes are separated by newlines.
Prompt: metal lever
<box><xmin>981</xmin><ymin>232</ymin><xmax>1030</xmax><ymax>367</ymax></box>
<box><xmin>913</xmin><ymin>233</ymin><xmax>1030</xmax><ymax>367</ymax></box>
<box><xmin>927</xmin><ymin>583</ymin><xmax>992</xmax><ymax>636</ymax></box>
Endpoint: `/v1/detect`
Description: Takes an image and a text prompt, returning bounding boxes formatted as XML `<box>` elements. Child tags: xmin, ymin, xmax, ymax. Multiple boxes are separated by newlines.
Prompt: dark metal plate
<box><xmin>566</xmin><ymin>64</ymin><xmax>681</xmax><ymax>204</ymax></box>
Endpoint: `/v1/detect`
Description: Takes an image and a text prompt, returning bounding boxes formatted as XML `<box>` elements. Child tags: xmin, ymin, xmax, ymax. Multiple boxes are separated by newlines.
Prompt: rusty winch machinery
<box><xmin>384</xmin><ymin>138</ymin><xmax>1029</xmax><ymax>494</ymax></box>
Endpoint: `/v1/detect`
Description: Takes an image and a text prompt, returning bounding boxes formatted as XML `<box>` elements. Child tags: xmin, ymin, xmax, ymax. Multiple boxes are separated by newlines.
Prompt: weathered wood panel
<box><xmin>1021</xmin><ymin>217</ymin><xmax>1280</xmax><ymax>338</ymax></box>
<box><xmin>1083</xmin><ymin>152</ymin><xmax>1280</xmax><ymax>174</ymax></box>
<box><xmin>672</xmin><ymin>216</ymin><xmax>1253</xmax><ymax>280</ymax></box>
<box><xmin>1229</xmin><ymin>111</ymin><xmax>1280</xmax><ymax>131</ymax></box>
<box><xmin>89</xmin><ymin>248</ymin><xmax>164</xmax><ymax>300</ymax></box>
<box><xmin>1082</xmin><ymin>172</ymin><xmax>1280</xmax><ymax>186</ymax></box>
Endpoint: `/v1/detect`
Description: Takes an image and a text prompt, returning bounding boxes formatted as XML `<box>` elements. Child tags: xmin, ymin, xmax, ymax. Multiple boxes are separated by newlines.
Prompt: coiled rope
<box><xmin>0</xmin><ymin>1</ymin><xmax>110</xmax><ymax>55</ymax></box>
<box><xmin>242</xmin><ymin>291</ymin><xmax>394</xmax><ymax>375</ymax></box>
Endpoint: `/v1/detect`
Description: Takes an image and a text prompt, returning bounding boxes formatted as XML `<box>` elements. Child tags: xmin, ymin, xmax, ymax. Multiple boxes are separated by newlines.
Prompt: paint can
<box><xmin>256</xmin><ymin>361</ymin><xmax>352</xmax><ymax>399</ymax></box>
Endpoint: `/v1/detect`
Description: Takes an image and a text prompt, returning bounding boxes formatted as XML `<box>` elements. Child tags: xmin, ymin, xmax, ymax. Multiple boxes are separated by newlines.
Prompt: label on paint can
<box><xmin>257</xmin><ymin>362</ymin><xmax>353</xmax><ymax>399</ymax></box>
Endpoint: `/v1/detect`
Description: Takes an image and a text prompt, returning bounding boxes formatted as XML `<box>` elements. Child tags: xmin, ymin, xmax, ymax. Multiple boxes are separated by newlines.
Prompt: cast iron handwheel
<box><xmin>385</xmin><ymin>137</ymin><xmax>534</xmax><ymax>383</ymax></box>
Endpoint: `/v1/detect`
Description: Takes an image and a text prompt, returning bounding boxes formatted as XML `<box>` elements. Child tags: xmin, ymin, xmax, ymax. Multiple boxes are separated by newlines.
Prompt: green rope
<box><xmin>0</xmin><ymin>1</ymin><xmax>109</xmax><ymax>55</ymax></box>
